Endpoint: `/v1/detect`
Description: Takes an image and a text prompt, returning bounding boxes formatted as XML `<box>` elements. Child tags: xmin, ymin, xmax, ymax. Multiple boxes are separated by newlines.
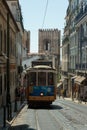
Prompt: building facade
<box><xmin>6</xmin><ymin>0</ymin><xmax>30</xmax><ymax>88</ymax></box>
<box><xmin>0</xmin><ymin>0</ymin><xmax>19</xmax><ymax>106</ymax></box>
<box><xmin>6</xmin><ymin>0</ymin><xmax>24</xmax><ymax>65</ymax></box>
<box><xmin>62</xmin><ymin>0</ymin><xmax>87</xmax><ymax>99</ymax></box>
<box><xmin>22</xmin><ymin>30</ymin><xmax>30</xmax><ymax>58</ymax></box>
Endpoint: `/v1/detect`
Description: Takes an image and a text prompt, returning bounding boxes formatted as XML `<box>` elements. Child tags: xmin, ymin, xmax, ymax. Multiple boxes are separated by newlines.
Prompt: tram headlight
<box><xmin>40</xmin><ymin>92</ymin><xmax>44</xmax><ymax>96</ymax></box>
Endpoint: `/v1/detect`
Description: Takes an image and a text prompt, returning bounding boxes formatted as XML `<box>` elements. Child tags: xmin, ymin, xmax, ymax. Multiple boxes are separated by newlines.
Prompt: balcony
<box><xmin>62</xmin><ymin>36</ymin><xmax>69</xmax><ymax>44</ymax></box>
<box><xmin>64</xmin><ymin>25</ymin><xmax>70</xmax><ymax>34</ymax></box>
<box><xmin>75</xmin><ymin>5</ymin><xmax>87</xmax><ymax>25</ymax></box>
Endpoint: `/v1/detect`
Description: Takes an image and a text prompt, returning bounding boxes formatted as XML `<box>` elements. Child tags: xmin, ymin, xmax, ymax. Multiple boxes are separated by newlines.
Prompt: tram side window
<box><xmin>48</xmin><ymin>72</ymin><xmax>54</xmax><ymax>85</ymax></box>
<box><xmin>29</xmin><ymin>72</ymin><xmax>36</xmax><ymax>86</ymax></box>
<box><xmin>38</xmin><ymin>72</ymin><xmax>46</xmax><ymax>86</ymax></box>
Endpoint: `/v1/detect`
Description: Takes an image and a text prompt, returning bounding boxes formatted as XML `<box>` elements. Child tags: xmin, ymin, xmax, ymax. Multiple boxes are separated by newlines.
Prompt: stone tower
<box><xmin>38</xmin><ymin>29</ymin><xmax>61</xmax><ymax>71</ymax></box>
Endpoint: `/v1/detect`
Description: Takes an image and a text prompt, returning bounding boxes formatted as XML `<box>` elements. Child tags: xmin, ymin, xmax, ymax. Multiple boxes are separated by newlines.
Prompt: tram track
<box><xmin>34</xmin><ymin>106</ymin><xmax>73</xmax><ymax>130</ymax></box>
<box><xmin>56</xmin><ymin>100</ymin><xmax>87</xmax><ymax>115</ymax></box>
<box><xmin>29</xmin><ymin>101</ymin><xmax>87</xmax><ymax>130</ymax></box>
<box><xmin>48</xmin><ymin>108</ymin><xmax>74</xmax><ymax>130</ymax></box>
<box><xmin>53</xmin><ymin>99</ymin><xmax>87</xmax><ymax>129</ymax></box>
<box><xmin>57</xmin><ymin>99</ymin><xmax>87</xmax><ymax>118</ymax></box>
<box><xmin>35</xmin><ymin>108</ymin><xmax>62</xmax><ymax>130</ymax></box>
<box><xmin>35</xmin><ymin>110</ymin><xmax>41</xmax><ymax>130</ymax></box>
<box><xmin>10</xmin><ymin>101</ymin><xmax>87</xmax><ymax>130</ymax></box>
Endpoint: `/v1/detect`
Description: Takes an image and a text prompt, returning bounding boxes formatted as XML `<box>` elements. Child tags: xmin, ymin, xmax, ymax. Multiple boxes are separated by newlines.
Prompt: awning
<box><xmin>75</xmin><ymin>76</ymin><xmax>86</xmax><ymax>84</ymax></box>
<box><xmin>57</xmin><ymin>82</ymin><xmax>63</xmax><ymax>88</ymax></box>
<box><xmin>59</xmin><ymin>78</ymin><xmax>64</xmax><ymax>82</ymax></box>
<box><xmin>71</xmin><ymin>75</ymin><xmax>77</xmax><ymax>80</ymax></box>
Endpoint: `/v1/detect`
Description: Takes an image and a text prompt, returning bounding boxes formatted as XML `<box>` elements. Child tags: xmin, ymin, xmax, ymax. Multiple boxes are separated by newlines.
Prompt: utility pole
<box><xmin>7</xmin><ymin>12</ymin><xmax>12</xmax><ymax>121</ymax></box>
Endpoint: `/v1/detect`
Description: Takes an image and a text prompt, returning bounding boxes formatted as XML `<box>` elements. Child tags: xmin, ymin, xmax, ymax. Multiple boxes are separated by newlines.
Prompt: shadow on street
<box><xmin>8</xmin><ymin>124</ymin><xmax>36</xmax><ymax>130</ymax></box>
<box><xmin>27</xmin><ymin>104</ymin><xmax>63</xmax><ymax>110</ymax></box>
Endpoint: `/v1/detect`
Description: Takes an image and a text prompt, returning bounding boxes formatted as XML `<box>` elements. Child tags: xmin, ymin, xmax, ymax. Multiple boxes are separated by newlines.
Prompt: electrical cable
<box><xmin>42</xmin><ymin>0</ymin><xmax>49</xmax><ymax>28</ymax></box>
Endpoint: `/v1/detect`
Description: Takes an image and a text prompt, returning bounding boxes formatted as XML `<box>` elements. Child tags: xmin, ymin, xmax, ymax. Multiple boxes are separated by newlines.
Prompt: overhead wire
<box><xmin>42</xmin><ymin>0</ymin><xmax>49</xmax><ymax>28</ymax></box>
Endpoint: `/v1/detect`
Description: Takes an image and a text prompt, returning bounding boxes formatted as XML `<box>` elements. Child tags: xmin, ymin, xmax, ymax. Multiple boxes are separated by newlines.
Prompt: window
<box><xmin>10</xmin><ymin>72</ymin><xmax>12</xmax><ymax>87</ymax></box>
<box><xmin>16</xmin><ymin>9</ymin><xmax>20</xmax><ymax>21</ymax></box>
<box><xmin>0</xmin><ymin>26</ymin><xmax>2</xmax><ymax>52</ymax></box>
<box><xmin>29</xmin><ymin>72</ymin><xmax>36</xmax><ymax>86</ymax></box>
<box><xmin>10</xmin><ymin>36</ymin><xmax>12</xmax><ymax>55</ymax></box>
<box><xmin>11</xmin><ymin>2</ymin><xmax>16</xmax><ymax>20</ymax></box>
<box><xmin>44</xmin><ymin>41</ymin><xmax>50</xmax><ymax>51</ymax></box>
<box><xmin>4</xmin><ymin>30</ymin><xmax>7</xmax><ymax>53</ymax></box>
<box><xmin>0</xmin><ymin>76</ymin><xmax>2</xmax><ymax>95</ymax></box>
<box><xmin>83</xmin><ymin>22</ymin><xmax>87</xmax><ymax>37</ymax></box>
<box><xmin>48</xmin><ymin>72</ymin><xmax>54</xmax><ymax>85</ymax></box>
<box><xmin>4</xmin><ymin>74</ymin><xmax>6</xmax><ymax>91</ymax></box>
<box><xmin>79</xmin><ymin>0</ymin><xmax>82</xmax><ymax>5</ymax></box>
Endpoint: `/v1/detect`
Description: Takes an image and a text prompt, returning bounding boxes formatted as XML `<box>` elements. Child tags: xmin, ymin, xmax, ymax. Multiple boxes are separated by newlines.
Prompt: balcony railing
<box><xmin>68</xmin><ymin>69</ymin><xmax>75</xmax><ymax>74</ymax></box>
<box><xmin>76</xmin><ymin>63</ymin><xmax>87</xmax><ymax>70</ymax></box>
<box><xmin>75</xmin><ymin>5</ymin><xmax>87</xmax><ymax>24</ymax></box>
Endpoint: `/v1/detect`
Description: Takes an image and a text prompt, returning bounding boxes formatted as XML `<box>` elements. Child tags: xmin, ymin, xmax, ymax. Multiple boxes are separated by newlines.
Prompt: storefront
<box><xmin>74</xmin><ymin>76</ymin><xmax>86</xmax><ymax>100</ymax></box>
<box><xmin>59</xmin><ymin>76</ymin><xmax>68</xmax><ymax>97</ymax></box>
<box><xmin>71</xmin><ymin>75</ymin><xmax>77</xmax><ymax>99</ymax></box>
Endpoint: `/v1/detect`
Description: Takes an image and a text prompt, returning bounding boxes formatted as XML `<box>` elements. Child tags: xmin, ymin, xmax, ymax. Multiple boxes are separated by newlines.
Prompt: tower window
<box><xmin>44</xmin><ymin>41</ymin><xmax>50</xmax><ymax>51</ymax></box>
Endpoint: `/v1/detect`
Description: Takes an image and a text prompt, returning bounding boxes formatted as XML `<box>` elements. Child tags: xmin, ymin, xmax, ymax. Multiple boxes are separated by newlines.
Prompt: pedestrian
<box><xmin>78</xmin><ymin>86</ymin><xmax>82</xmax><ymax>103</ymax></box>
<box><xmin>59</xmin><ymin>91</ymin><xmax>61</xmax><ymax>99</ymax></box>
<box><xmin>61</xmin><ymin>89</ymin><xmax>64</xmax><ymax>99</ymax></box>
<box><xmin>57</xmin><ymin>87</ymin><xmax>61</xmax><ymax>99</ymax></box>
<box><xmin>58</xmin><ymin>89</ymin><xmax>61</xmax><ymax>99</ymax></box>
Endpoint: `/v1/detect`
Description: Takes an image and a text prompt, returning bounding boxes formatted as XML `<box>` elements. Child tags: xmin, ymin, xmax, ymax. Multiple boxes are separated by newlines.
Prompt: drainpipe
<box><xmin>7</xmin><ymin>12</ymin><xmax>12</xmax><ymax>121</ymax></box>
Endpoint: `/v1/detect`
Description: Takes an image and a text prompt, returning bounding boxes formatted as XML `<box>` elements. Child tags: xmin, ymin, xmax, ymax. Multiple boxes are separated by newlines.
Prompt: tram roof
<box><xmin>26</xmin><ymin>65</ymin><xmax>56</xmax><ymax>71</ymax></box>
<box><xmin>33</xmin><ymin>65</ymin><xmax>52</xmax><ymax>69</ymax></box>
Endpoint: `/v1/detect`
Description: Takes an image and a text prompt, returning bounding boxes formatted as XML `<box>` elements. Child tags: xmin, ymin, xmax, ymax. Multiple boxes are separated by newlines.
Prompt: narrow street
<box><xmin>1</xmin><ymin>0</ymin><xmax>87</xmax><ymax>130</ymax></box>
<box><xmin>9</xmin><ymin>98</ymin><xmax>87</xmax><ymax>130</ymax></box>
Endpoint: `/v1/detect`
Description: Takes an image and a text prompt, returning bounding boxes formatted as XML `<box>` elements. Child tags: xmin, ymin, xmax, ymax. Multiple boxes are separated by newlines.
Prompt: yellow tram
<box><xmin>26</xmin><ymin>64</ymin><xmax>57</xmax><ymax>106</ymax></box>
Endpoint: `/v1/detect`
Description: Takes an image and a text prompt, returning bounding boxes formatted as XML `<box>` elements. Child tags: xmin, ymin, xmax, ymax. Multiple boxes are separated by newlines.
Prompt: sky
<box><xmin>19</xmin><ymin>0</ymin><xmax>68</xmax><ymax>53</ymax></box>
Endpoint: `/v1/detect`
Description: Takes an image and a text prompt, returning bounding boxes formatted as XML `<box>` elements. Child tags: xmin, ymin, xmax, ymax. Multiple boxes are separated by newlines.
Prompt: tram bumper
<box><xmin>28</xmin><ymin>96</ymin><xmax>56</xmax><ymax>102</ymax></box>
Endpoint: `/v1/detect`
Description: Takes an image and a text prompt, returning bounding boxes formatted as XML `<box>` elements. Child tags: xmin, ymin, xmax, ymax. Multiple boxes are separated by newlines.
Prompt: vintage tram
<box><xmin>26</xmin><ymin>63</ymin><xmax>57</xmax><ymax>106</ymax></box>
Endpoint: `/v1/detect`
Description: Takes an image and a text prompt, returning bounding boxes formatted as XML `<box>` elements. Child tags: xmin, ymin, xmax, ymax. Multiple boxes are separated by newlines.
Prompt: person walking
<box><xmin>61</xmin><ymin>89</ymin><xmax>64</xmax><ymax>99</ymax></box>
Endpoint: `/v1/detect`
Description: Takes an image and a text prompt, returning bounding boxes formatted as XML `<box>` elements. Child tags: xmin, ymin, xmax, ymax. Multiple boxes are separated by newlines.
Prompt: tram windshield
<box><xmin>28</xmin><ymin>71</ymin><xmax>55</xmax><ymax>86</ymax></box>
<box><xmin>38</xmin><ymin>72</ymin><xmax>46</xmax><ymax>86</ymax></box>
